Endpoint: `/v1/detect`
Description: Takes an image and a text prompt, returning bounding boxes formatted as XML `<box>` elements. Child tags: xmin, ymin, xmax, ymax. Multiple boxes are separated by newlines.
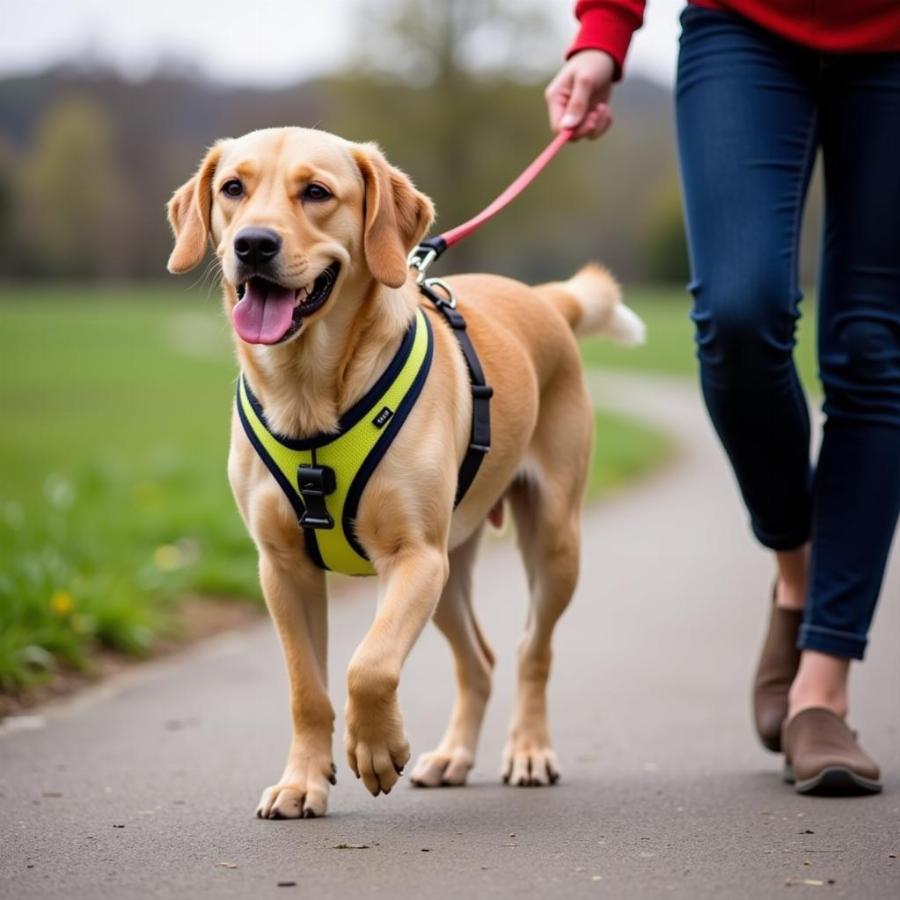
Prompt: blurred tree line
<box><xmin>0</xmin><ymin>0</ymin><xmax>822</xmax><ymax>286</ymax></box>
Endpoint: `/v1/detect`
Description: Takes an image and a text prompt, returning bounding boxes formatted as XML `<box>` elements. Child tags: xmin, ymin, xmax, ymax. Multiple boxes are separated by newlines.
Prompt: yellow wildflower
<box><xmin>50</xmin><ymin>590</ymin><xmax>74</xmax><ymax>616</ymax></box>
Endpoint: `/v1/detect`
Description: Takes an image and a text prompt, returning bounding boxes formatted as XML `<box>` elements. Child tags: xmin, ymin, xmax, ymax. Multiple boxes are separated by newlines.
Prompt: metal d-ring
<box><xmin>423</xmin><ymin>277</ymin><xmax>456</xmax><ymax>308</ymax></box>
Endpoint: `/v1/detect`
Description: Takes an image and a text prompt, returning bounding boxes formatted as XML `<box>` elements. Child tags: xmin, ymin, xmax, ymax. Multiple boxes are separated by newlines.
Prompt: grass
<box><xmin>0</xmin><ymin>282</ymin><xmax>672</xmax><ymax>694</ymax></box>
<box><xmin>0</xmin><ymin>284</ymin><xmax>255</xmax><ymax>691</ymax></box>
<box><xmin>588</xmin><ymin>411</ymin><xmax>671</xmax><ymax>499</ymax></box>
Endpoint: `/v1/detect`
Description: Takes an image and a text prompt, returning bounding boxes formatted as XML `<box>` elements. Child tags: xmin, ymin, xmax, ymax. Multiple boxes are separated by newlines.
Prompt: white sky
<box><xmin>0</xmin><ymin>0</ymin><xmax>684</xmax><ymax>87</ymax></box>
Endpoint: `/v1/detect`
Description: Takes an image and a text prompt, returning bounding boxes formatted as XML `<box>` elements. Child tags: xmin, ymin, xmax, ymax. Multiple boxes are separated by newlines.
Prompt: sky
<box><xmin>0</xmin><ymin>0</ymin><xmax>684</xmax><ymax>88</ymax></box>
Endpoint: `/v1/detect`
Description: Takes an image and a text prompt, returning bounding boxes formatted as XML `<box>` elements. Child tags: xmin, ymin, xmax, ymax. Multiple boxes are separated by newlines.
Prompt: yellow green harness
<box><xmin>236</xmin><ymin>293</ymin><xmax>491</xmax><ymax>577</ymax></box>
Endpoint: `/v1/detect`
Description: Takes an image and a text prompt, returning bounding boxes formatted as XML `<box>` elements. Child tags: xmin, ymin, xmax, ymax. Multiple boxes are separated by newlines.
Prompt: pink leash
<box><xmin>408</xmin><ymin>129</ymin><xmax>575</xmax><ymax>500</ymax></box>
<box><xmin>409</xmin><ymin>128</ymin><xmax>575</xmax><ymax>279</ymax></box>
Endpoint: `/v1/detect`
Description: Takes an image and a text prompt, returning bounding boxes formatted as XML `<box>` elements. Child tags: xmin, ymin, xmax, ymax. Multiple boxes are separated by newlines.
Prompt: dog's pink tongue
<box><xmin>232</xmin><ymin>282</ymin><xmax>296</xmax><ymax>344</ymax></box>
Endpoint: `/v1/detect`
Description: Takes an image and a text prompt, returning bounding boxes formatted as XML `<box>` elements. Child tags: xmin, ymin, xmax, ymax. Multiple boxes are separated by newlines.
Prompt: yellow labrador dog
<box><xmin>167</xmin><ymin>127</ymin><xmax>643</xmax><ymax>819</ymax></box>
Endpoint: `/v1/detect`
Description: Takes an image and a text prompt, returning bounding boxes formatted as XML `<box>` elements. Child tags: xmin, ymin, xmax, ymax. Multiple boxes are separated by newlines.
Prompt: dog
<box><xmin>166</xmin><ymin>127</ymin><xmax>644</xmax><ymax>819</ymax></box>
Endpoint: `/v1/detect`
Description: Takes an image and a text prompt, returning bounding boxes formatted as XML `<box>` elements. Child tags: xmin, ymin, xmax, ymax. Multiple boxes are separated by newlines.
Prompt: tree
<box><xmin>19</xmin><ymin>95</ymin><xmax>136</xmax><ymax>278</ymax></box>
<box><xmin>328</xmin><ymin>1</ymin><xmax>565</xmax><ymax>273</ymax></box>
<box><xmin>641</xmin><ymin>181</ymin><xmax>690</xmax><ymax>285</ymax></box>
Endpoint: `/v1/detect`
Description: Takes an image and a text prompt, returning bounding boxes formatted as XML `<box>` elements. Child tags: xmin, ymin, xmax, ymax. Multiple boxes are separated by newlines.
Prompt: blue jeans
<box><xmin>676</xmin><ymin>6</ymin><xmax>900</xmax><ymax>659</ymax></box>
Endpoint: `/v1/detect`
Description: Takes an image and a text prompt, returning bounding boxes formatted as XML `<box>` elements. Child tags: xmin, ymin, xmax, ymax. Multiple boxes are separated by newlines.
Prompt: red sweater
<box><xmin>568</xmin><ymin>1</ymin><xmax>900</xmax><ymax>77</ymax></box>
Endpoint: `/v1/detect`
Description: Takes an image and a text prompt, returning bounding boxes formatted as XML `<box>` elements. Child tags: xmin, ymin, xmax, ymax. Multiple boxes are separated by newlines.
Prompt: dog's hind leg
<box><xmin>502</xmin><ymin>372</ymin><xmax>591</xmax><ymax>786</ymax></box>
<box><xmin>410</xmin><ymin>526</ymin><xmax>494</xmax><ymax>787</ymax></box>
<box><xmin>502</xmin><ymin>478</ymin><xmax>580</xmax><ymax>786</ymax></box>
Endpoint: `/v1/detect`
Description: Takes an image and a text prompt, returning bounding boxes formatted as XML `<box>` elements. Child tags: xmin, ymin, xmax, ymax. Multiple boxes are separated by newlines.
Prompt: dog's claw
<box><xmin>501</xmin><ymin>744</ymin><xmax>562</xmax><ymax>789</ymax></box>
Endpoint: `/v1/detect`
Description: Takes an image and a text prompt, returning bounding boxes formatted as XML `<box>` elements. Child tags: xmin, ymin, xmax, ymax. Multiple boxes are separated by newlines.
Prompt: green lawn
<box><xmin>0</xmin><ymin>283</ymin><xmax>671</xmax><ymax>693</ymax></box>
<box><xmin>0</xmin><ymin>285</ymin><xmax>261</xmax><ymax>690</ymax></box>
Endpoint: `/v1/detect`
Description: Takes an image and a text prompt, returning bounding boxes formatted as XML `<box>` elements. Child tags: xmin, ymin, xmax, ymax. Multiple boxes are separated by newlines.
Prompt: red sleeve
<box><xmin>566</xmin><ymin>0</ymin><xmax>646</xmax><ymax>80</ymax></box>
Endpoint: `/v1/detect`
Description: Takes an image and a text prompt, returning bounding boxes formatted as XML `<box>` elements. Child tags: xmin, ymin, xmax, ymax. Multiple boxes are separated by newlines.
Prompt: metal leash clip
<box><xmin>407</xmin><ymin>245</ymin><xmax>438</xmax><ymax>284</ymax></box>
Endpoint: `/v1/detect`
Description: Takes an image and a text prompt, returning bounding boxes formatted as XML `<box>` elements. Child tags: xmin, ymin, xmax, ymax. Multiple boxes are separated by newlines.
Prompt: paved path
<box><xmin>2</xmin><ymin>374</ymin><xmax>898</xmax><ymax>900</ymax></box>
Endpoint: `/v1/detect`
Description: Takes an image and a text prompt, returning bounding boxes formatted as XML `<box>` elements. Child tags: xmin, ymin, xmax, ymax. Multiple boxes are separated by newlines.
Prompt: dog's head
<box><xmin>166</xmin><ymin>128</ymin><xmax>433</xmax><ymax>346</ymax></box>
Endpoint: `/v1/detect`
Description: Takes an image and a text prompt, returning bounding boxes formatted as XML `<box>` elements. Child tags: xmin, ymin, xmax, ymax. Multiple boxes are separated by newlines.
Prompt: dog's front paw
<box><xmin>256</xmin><ymin>757</ymin><xmax>336</xmax><ymax>820</ymax></box>
<box><xmin>501</xmin><ymin>735</ymin><xmax>560</xmax><ymax>787</ymax></box>
<box><xmin>344</xmin><ymin>695</ymin><xmax>410</xmax><ymax>797</ymax></box>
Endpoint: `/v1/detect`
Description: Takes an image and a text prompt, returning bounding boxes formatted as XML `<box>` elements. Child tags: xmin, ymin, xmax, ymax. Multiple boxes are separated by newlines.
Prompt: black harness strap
<box><xmin>418</xmin><ymin>279</ymin><xmax>493</xmax><ymax>507</ymax></box>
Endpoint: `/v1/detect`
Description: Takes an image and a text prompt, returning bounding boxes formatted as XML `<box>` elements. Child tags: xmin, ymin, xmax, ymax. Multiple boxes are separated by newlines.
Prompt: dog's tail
<box><xmin>535</xmin><ymin>264</ymin><xmax>645</xmax><ymax>345</ymax></box>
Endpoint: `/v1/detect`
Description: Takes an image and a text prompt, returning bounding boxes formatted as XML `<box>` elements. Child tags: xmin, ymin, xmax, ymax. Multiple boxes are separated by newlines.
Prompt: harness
<box><xmin>234</xmin><ymin>130</ymin><xmax>577</xmax><ymax>577</ymax></box>
<box><xmin>236</xmin><ymin>286</ymin><xmax>492</xmax><ymax>577</ymax></box>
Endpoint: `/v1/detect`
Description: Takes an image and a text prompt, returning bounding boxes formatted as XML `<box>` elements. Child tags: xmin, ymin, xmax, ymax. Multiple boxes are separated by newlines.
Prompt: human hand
<box><xmin>545</xmin><ymin>49</ymin><xmax>616</xmax><ymax>140</ymax></box>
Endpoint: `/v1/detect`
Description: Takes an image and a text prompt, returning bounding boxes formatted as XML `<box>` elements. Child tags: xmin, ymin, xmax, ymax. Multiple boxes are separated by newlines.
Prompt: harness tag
<box><xmin>297</xmin><ymin>464</ymin><xmax>336</xmax><ymax>530</ymax></box>
<box><xmin>372</xmin><ymin>406</ymin><xmax>394</xmax><ymax>429</ymax></box>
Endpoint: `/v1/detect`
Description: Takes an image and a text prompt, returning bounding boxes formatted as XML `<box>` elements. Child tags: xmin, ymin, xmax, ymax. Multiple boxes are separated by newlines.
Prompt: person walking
<box><xmin>547</xmin><ymin>0</ymin><xmax>900</xmax><ymax>795</ymax></box>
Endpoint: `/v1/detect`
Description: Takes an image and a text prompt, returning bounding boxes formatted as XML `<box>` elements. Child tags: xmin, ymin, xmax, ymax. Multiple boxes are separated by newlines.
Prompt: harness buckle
<box><xmin>297</xmin><ymin>464</ymin><xmax>336</xmax><ymax>530</ymax></box>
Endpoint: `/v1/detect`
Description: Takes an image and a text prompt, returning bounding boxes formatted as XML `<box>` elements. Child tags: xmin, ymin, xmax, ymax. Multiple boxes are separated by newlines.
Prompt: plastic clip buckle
<box><xmin>297</xmin><ymin>464</ymin><xmax>336</xmax><ymax>530</ymax></box>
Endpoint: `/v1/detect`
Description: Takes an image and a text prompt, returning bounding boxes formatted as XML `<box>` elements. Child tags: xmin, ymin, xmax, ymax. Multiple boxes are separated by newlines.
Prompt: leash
<box><xmin>408</xmin><ymin>127</ymin><xmax>575</xmax><ymax>506</ymax></box>
<box><xmin>408</xmin><ymin>128</ymin><xmax>575</xmax><ymax>282</ymax></box>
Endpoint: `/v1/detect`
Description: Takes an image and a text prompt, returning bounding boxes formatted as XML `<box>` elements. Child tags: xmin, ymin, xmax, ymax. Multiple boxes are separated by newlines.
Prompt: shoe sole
<box><xmin>783</xmin><ymin>762</ymin><xmax>882</xmax><ymax>796</ymax></box>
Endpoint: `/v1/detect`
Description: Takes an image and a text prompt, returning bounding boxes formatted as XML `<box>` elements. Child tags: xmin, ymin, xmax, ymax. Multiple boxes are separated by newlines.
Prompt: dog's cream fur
<box><xmin>167</xmin><ymin>127</ymin><xmax>643</xmax><ymax>818</ymax></box>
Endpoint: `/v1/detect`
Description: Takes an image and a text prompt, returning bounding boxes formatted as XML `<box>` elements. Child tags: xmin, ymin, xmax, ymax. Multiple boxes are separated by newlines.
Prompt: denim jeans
<box><xmin>676</xmin><ymin>5</ymin><xmax>900</xmax><ymax>659</ymax></box>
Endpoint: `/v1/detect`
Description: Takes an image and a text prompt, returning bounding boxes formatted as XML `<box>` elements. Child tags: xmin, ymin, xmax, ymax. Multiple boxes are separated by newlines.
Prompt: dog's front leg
<box><xmin>344</xmin><ymin>545</ymin><xmax>449</xmax><ymax>796</ymax></box>
<box><xmin>256</xmin><ymin>553</ymin><xmax>335</xmax><ymax>819</ymax></box>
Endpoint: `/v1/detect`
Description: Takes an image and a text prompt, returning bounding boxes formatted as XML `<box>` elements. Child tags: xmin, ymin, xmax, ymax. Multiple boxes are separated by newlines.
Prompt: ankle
<box><xmin>787</xmin><ymin>688</ymin><xmax>848</xmax><ymax>721</ymax></box>
<box><xmin>788</xmin><ymin>650</ymin><xmax>850</xmax><ymax>721</ymax></box>
<box><xmin>774</xmin><ymin>545</ymin><xmax>810</xmax><ymax>611</ymax></box>
<box><xmin>775</xmin><ymin>578</ymin><xmax>806</xmax><ymax>611</ymax></box>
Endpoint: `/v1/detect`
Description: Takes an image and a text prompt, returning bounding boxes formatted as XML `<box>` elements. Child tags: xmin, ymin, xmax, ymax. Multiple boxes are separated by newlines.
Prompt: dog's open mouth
<box><xmin>232</xmin><ymin>262</ymin><xmax>341</xmax><ymax>345</ymax></box>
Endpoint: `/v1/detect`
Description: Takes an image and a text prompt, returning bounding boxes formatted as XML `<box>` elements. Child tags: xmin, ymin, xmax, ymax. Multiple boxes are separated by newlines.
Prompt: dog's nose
<box><xmin>234</xmin><ymin>227</ymin><xmax>281</xmax><ymax>267</ymax></box>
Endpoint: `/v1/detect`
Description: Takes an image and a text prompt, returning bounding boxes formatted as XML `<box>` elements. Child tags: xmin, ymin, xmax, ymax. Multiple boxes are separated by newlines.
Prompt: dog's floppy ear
<box><xmin>166</xmin><ymin>144</ymin><xmax>224</xmax><ymax>274</ymax></box>
<box><xmin>352</xmin><ymin>144</ymin><xmax>434</xmax><ymax>289</ymax></box>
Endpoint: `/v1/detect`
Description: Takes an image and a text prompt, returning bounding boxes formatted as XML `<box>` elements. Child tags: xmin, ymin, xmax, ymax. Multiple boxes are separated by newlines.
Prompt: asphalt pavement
<box><xmin>1</xmin><ymin>373</ymin><xmax>898</xmax><ymax>900</ymax></box>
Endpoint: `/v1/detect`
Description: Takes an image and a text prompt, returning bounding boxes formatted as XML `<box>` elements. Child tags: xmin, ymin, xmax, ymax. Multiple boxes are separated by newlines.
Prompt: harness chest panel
<box><xmin>236</xmin><ymin>307</ymin><xmax>433</xmax><ymax>576</ymax></box>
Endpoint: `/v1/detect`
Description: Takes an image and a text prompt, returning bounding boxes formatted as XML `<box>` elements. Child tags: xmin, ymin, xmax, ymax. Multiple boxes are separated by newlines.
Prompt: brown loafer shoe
<box><xmin>782</xmin><ymin>707</ymin><xmax>882</xmax><ymax>796</ymax></box>
<box><xmin>752</xmin><ymin>591</ymin><xmax>802</xmax><ymax>752</ymax></box>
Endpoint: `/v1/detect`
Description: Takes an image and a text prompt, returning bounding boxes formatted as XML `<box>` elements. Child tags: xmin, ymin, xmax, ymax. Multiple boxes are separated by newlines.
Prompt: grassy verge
<box><xmin>0</xmin><ymin>285</ymin><xmax>255</xmax><ymax>692</ymax></box>
<box><xmin>587</xmin><ymin>410</ymin><xmax>673</xmax><ymax>499</ymax></box>
<box><xmin>0</xmin><ymin>283</ymin><xmax>673</xmax><ymax>696</ymax></box>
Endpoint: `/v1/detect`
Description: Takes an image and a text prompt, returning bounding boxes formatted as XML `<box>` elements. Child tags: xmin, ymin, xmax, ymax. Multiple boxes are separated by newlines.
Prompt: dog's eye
<box><xmin>302</xmin><ymin>183</ymin><xmax>332</xmax><ymax>202</ymax></box>
<box><xmin>222</xmin><ymin>179</ymin><xmax>244</xmax><ymax>198</ymax></box>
